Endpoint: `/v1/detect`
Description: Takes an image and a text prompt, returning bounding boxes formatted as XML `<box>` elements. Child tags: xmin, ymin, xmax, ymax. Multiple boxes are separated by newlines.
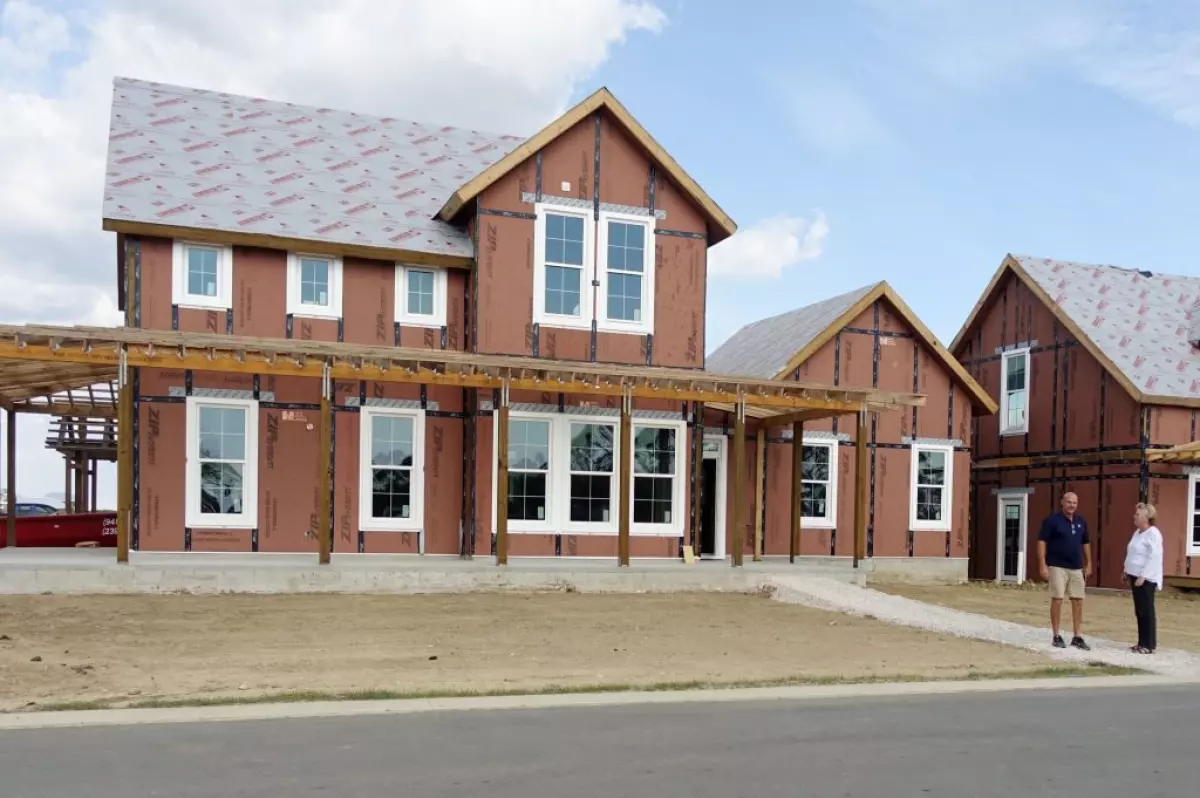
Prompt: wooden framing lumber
<box><xmin>731</xmin><ymin>401</ymin><xmax>746</xmax><ymax>567</ymax></box>
<box><xmin>495</xmin><ymin>386</ymin><xmax>510</xmax><ymax>566</ymax></box>
<box><xmin>5</xmin><ymin>408</ymin><xmax>14</xmax><ymax>548</ymax></box>
<box><xmin>618</xmin><ymin>392</ymin><xmax>632</xmax><ymax>567</ymax></box>
<box><xmin>753</xmin><ymin>427</ymin><xmax>765</xmax><ymax>562</ymax></box>
<box><xmin>853</xmin><ymin>409</ymin><xmax>869</xmax><ymax>565</ymax></box>
<box><xmin>691</xmin><ymin>403</ymin><xmax>704</xmax><ymax>558</ymax></box>
<box><xmin>116</xmin><ymin>364</ymin><xmax>132</xmax><ymax>564</ymax></box>
<box><xmin>973</xmin><ymin>448</ymin><xmax>1144</xmax><ymax>471</ymax></box>
<box><xmin>317</xmin><ymin>366</ymin><xmax>332</xmax><ymax>565</ymax></box>
<box><xmin>790</xmin><ymin>420</ymin><xmax>803</xmax><ymax>563</ymax></box>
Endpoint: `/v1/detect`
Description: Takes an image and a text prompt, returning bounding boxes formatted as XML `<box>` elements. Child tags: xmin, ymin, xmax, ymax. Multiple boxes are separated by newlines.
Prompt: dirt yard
<box><xmin>0</xmin><ymin>592</ymin><xmax>1080</xmax><ymax>711</ymax></box>
<box><xmin>881</xmin><ymin>583</ymin><xmax>1200</xmax><ymax>652</ymax></box>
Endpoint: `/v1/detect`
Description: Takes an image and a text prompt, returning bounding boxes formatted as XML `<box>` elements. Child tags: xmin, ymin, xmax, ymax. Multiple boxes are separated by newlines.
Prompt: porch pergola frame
<box><xmin>0</xmin><ymin>323</ymin><xmax>925</xmax><ymax>567</ymax></box>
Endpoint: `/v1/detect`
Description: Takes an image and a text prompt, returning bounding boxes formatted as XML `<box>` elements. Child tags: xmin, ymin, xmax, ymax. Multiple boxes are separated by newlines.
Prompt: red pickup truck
<box><xmin>0</xmin><ymin>507</ymin><xmax>117</xmax><ymax>548</ymax></box>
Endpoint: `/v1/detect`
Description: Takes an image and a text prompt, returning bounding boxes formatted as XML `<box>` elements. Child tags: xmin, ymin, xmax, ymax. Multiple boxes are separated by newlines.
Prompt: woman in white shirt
<box><xmin>1124</xmin><ymin>503</ymin><xmax>1164</xmax><ymax>654</ymax></box>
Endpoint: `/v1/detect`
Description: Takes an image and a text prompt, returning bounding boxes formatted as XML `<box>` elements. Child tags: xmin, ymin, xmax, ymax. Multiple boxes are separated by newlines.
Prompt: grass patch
<box><xmin>16</xmin><ymin>662</ymin><xmax>1143</xmax><ymax>714</ymax></box>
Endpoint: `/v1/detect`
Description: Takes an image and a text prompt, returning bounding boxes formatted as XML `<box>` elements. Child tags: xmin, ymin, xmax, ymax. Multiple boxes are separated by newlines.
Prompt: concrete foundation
<box><xmin>0</xmin><ymin>549</ymin><xmax>873</xmax><ymax>596</ymax></box>
<box><xmin>863</xmin><ymin>557</ymin><xmax>970</xmax><ymax>586</ymax></box>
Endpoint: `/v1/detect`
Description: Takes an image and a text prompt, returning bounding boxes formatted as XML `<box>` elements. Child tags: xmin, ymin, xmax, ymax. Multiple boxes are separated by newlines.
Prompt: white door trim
<box><xmin>702</xmin><ymin>434</ymin><xmax>727</xmax><ymax>560</ymax></box>
<box><xmin>995</xmin><ymin>491</ymin><xmax>1028</xmax><ymax>584</ymax></box>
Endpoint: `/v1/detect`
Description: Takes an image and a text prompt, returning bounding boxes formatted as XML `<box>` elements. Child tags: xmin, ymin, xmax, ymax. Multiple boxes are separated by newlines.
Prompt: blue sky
<box><xmin>570</xmin><ymin>0</ymin><xmax>1200</xmax><ymax>349</ymax></box>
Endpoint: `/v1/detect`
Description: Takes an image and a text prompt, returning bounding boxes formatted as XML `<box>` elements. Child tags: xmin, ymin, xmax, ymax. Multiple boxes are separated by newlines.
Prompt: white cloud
<box><xmin>708</xmin><ymin>212</ymin><xmax>829</xmax><ymax>279</ymax></box>
<box><xmin>859</xmin><ymin>0</ymin><xmax>1200</xmax><ymax>128</ymax></box>
<box><xmin>0</xmin><ymin>0</ymin><xmax>665</xmax><ymax>504</ymax></box>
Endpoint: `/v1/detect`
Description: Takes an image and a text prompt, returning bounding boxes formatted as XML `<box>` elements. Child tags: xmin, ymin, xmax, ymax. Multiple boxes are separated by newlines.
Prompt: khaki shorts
<box><xmin>1049</xmin><ymin>566</ymin><xmax>1085</xmax><ymax>600</ymax></box>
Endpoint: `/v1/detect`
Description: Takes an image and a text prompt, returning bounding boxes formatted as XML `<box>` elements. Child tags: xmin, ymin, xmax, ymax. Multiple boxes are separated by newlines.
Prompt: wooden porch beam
<box><xmin>973</xmin><ymin>448</ymin><xmax>1143</xmax><ymax>470</ymax></box>
<box><xmin>618</xmin><ymin>392</ymin><xmax>632</xmax><ymax>567</ymax></box>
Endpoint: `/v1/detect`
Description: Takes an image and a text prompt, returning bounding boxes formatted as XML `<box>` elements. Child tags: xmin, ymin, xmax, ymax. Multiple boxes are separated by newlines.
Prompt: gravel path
<box><xmin>768</xmin><ymin>576</ymin><xmax>1200</xmax><ymax>680</ymax></box>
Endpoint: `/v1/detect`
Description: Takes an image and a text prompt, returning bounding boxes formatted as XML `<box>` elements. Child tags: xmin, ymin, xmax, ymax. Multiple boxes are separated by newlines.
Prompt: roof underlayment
<box><xmin>1013</xmin><ymin>255</ymin><xmax>1200</xmax><ymax>401</ymax></box>
<box><xmin>102</xmin><ymin>77</ymin><xmax>525</xmax><ymax>259</ymax></box>
<box><xmin>705</xmin><ymin>284</ymin><xmax>879</xmax><ymax>378</ymax></box>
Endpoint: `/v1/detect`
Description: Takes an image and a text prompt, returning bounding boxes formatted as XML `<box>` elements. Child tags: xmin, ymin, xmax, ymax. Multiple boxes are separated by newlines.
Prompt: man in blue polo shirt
<box><xmin>1037</xmin><ymin>491</ymin><xmax>1092</xmax><ymax>650</ymax></box>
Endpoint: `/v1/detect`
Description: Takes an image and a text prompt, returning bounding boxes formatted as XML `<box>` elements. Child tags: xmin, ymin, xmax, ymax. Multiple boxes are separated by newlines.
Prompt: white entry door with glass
<box><xmin>995</xmin><ymin>493</ymin><xmax>1027</xmax><ymax>583</ymax></box>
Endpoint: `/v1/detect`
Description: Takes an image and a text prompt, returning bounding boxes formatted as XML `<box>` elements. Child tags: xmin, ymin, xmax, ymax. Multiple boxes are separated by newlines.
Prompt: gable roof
<box><xmin>708</xmin><ymin>282</ymin><xmax>997</xmax><ymax>413</ymax></box>
<box><xmin>435</xmin><ymin>88</ymin><xmax>737</xmax><ymax>244</ymax></box>
<box><xmin>952</xmin><ymin>254</ymin><xmax>1200</xmax><ymax>407</ymax></box>
<box><xmin>102</xmin><ymin>77</ymin><xmax>525</xmax><ymax>265</ymax></box>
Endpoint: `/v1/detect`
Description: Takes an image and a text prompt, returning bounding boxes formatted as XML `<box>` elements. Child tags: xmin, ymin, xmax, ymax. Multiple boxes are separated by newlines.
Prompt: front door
<box><xmin>700</xmin><ymin>436</ymin><xmax>726</xmax><ymax>559</ymax></box>
<box><xmin>996</xmin><ymin>495</ymin><xmax>1027</xmax><ymax>583</ymax></box>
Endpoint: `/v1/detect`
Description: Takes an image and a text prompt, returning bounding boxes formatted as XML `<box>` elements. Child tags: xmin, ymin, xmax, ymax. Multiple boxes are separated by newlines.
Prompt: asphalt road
<box><xmin>2</xmin><ymin>685</ymin><xmax>1197</xmax><ymax>797</ymax></box>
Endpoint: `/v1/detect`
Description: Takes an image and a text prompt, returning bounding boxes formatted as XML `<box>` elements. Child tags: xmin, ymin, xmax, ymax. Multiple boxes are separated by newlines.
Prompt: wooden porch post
<box><xmin>790</xmin><ymin>420</ymin><xmax>803</xmax><ymax>563</ymax></box>
<box><xmin>116</xmin><ymin>355</ymin><xmax>132</xmax><ymax>564</ymax></box>
<box><xmin>495</xmin><ymin>382</ymin><xmax>510</xmax><ymax>566</ymax></box>
<box><xmin>691</xmin><ymin>403</ymin><xmax>704</xmax><ymax>558</ymax></box>
<box><xmin>317</xmin><ymin>363</ymin><xmax>332</xmax><ymax>565</ymax></box>
<box><xmin>5</xmin><ymin>408</ymin><xmax>15</xmax><ymax>548</ymax></box>
<box><xmin>753</xmin><ymin>427</ymin><xmax>765</xmax><ymax>562</ymax></box>
<box><xmin>89</xmin><ymin>458</ymin><xmax>98</xmax><ymax>513</ymax></box>
<box><xmin>63</xmin><ymin>445</ymin><xmax>73</xmax><ymax>514</ymax></box>
<box><xmin>731</xmin><ymin>398</ymin><xmax>746</xmax><ymax>567</ymax></box>
<box><xmin>853</xmin><ymin>407</ymin><xmax>869</xmax><ymax>567</ymax></box>
<box><xmin>618</xmin><ymin>391</ymin><xmax>632</xmax><ymax>567</ymax></box>
<box><xmin>73</xmin><ymin>453</ymin><xmax>86</xmax><ymax>515</ymax></box>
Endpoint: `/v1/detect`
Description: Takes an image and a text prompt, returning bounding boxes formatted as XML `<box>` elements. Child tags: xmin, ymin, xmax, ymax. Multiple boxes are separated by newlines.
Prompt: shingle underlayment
<box><xmin>102</xmin><ymin>77</ymin><xmax>525</xmax><ymax>259</ymax></box>
<box><xmin>1014</xmin><ymin>255</ymin><xmax>1200</xmax><ymax>400</ymax></box>
<box><xmin>705</xmin><ymin>283</ymin><xmax>879</xmax><ymax>378</ymax></box>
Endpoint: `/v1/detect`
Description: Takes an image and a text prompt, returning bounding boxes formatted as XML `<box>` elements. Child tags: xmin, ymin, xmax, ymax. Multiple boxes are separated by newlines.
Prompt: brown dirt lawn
<box><xmin>881</xmin><ymin>583</ymin><xmax>1200</xmax><ymax>653</ymax></box>
<box><xmin>1</xmin><ymin>592</ymin><xmax>1076</xmax><ymax>711</ymax></box>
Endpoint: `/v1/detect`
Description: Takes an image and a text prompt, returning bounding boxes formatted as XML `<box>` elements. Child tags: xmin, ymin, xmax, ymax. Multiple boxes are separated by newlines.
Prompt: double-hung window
<box><xmin>598</xmin><ymin>211</ymin><xmax>654</xmax><ymax>334</ymax></box>
<box><xmin>172</xmin><ymin>241</ymin><xmax>233</xmax><ymax>310</ymax></box>
<box><xmin>632</xmin><ymin>424</ymin><xmax>684</xmax><ymax>535</ymax></box>
<box><xmin>1188</xmin><ymin>474</ymin><xmax>1200</xmax><ymax>556</ymax></box>
<box><xmin>508</xmin><ymin>419</ymin><xmax>552</xmax><ymax>527</ymax></box>
<box><xmin>910</xmin><ymin>443</ymin><xmax>953</xmax><ymax>532</ymax></box>
<box><xmin>185</xmin><ymin>397</ymin><xmax>258</xmax><ymax>529</ymax></box>
<box><xmin>568</xmin><ymin>422</ymin><xmax>616</xmax><ymax>527</ymax></box>
<box><xmin>533</xmin><ymin>203</ymin><xmax>592</xmax><ymax>329</ymax></box>
<box><xmin>358</xmin><ymin>407</ymin><xmax>424</xmax><ymax>532</ymax></box>
<box><xmin>1000</xmin><ymin>349</ymin><xmax>1029</xmax><ymax>435</ymax></box>
<box><xmin>286</xmin><ymin>253</ymin><xmax>342</xmax><ymax>319</ymax></box>
<box><xmin>799</xmin><ymin>440</ymin><xmax>837</xmax><ymax>528</ymax></box>
<box><xmin>395</xmin><ymin>265</ymin><xmax>447</xmax><ymax>327</ymax></box>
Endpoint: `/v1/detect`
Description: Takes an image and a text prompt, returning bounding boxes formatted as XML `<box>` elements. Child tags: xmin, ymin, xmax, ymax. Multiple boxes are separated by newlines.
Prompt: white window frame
<box><xmin>503</xmin><ymin>415</ymin><xmax>556</xmax><ymax>534</ymax></box>
<box><xmin>533</xmin><ymin>202</ymin><xmax>594</xmax><ymax>331</ymax></box>
<box><xmin>358</xmin><ymin>406</ymin><xmax>425</xmax><ymax>534</ymax></box>
<box><xmin>1000</xmin><ymin>348</ymin><xmax>1030</xmax><ymax>435</ymax></box>
<box><xmin>909</xmin><ymin>442</ymin><xmax>954</xmax><ymax>532</ymax></box>
<box><xmin>562</xmin><ymin>418</ymin><xmax>619</xmax><ymax>534</ymax></box>
<box><xmin>1187</xmin><ymin>474</ymin><xmax>1200</xmax><ymax>557</ymax></box>
<box><xmin>172</xmin><ymin>240</ymin><xmax>233</xmax><ymax>310</ymax></box>
<box><xmin>395</xmin><ymin>264</ymin><xmax>448</xmax><ymax>328</ymax></box>
<box><xmin>596</xmin><ymin>209</ymin><xmax>655</xmax><ymax>335</ymax></box>
<box><xmin>286</xmin><ymin>252</ymin><xmax>342</xmax><ymax>319</ymax></box>
<box><xmin>798</xmin><ymin>438</ymin><xmax>838</xmax><ymax>529</ymax></box>
<box><xmin>629</xmin><ymin>419</ymin><xmax>687</xmax><ymax>537</ymax></box>
<box><xmin>184</xmin><ymin>396</ymin><xmax>258</xmax><ymax>530</ymax></box>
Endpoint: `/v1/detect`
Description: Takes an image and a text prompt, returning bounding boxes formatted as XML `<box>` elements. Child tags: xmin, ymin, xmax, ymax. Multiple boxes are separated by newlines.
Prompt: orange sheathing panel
<box><xmin>539</xmin><ymin>327</ymin><xmax>590</xmax><ymax>361</ymax></box>
<box><xmin>653</xmin><ymin>169</ymin><xmax>706</xmax><ymax>235</ymax></box>
<box><xmin>191</xmin><ymin>529</ymin><xmax>252</xmax><ymax>552</ymax></box>
<box><xmin>841</xmin><ymin>329</ymin><xmax>875</xmax><ymax>390</ymax></box>
<box><xmin>1101</xmin><ymin>475</ymin><xmax>1143</xmax><ymax>587</ymax></box>
<box><xmin>177</xmin><ymin>307</ymin><xmax>219</xmax><ymax>334</ymax></box>
<box><xmin>724</xmin><ymin>437</ymin><xmax>757</xmax><ymax>557</ymax></box>
<box><xmin>953</xmin><ymin>394</ymin><xmax>972</xmax><ymax>450</ymax></box>
<box><xmin>476</xmin><ymin>214</ymin><xmax>534</xmax><ymax>356</ymax></box>
<box><xmin>878</xmin><ymin>302</ymin><xmax>908</xmax><ymax>335</ymax></box>
<box><xmin>191</xmin><ymin>371</ymin><xmax>253</xmax><ymax>392</ymax></box>
<box><xmin>875</xmin><ymin>334</ymin><xmax>914</xmax><ymax>444</ymax></box>
<box><xmin>363</xmin><ymin>380</ymin><xmax>421</xmax><ymax>402</ymax></box>
<box><xmin>630</xmin><ymin>537</ymin><xmax>678</xmax><ymax>558</ymax></box>
<box><xmin>332</xmin><ymin>410</ymin><xmax>359</xmax><ymax>553</ymax></box>
<box><xmin>595</xmin><ymin>329</ymin><xmax>645</xmax><ymax>365</ymax></box>
<box><xmin>341</xmin><ymin>256</ymin><xmax>394</xmax><ymax>347</ymax></box>
<box><xmin>872</xmin><ymin>449</ymin><xmax>908</xmax><ymax>557</ymax></box>
<box><xmin>429</xmin><ymin>385</ymin><xmax>463</xmax><ymax>413</ymax></box>
<box><xmin>976</xmin><ymin>359</ymin><xmax>1001</xmax><ymax>455</ymax></box>
<box><xmin>332</xmin><ymin>380</ymin><xmax>358</xmax><ymax>406</ymax></box>
<box><xmin>138</xmin><ymin>236</ymin><xmax>174</xmax><ymax>330</ymax></box>
<box><xmin>268</xmin><ymin>375</ymin><xmax>319</xmax><ymax>404</ymax></box>
<box><xmin>975</xmin><ymin>483</ymin><xmax>1000</xmax><ymax>581</ymax></box>
<box><xmin>396</xmin><ymin>324</ymin><xmax>443</xmax><ymax>350</ymax></box>
<box><xmin>951</xmin><ymin>450</ymin><xmax>970</xmax><ymax>557</ymax></box>
<box><xmin>139</xmin><ymin>367</ymin><xmax>184</xmax><ymax>397</ymax></box>
<box><xmin>478</xmin><ymin>155</ymin><xmax>536</xmax><ymax>214</ymax></box>
<box><xmin>364</xmin><ymin>531</ymin><xmax>420</xmax><ymax>554</ymax></box>
<box><xmin>475</xmin><ymin>414</ymin><xmax>494</xmax><ymax>548</ymax></box>
<box><xmin>1028</xmin><ymin>282</ymin><xmax>1059</xmax><ymax>345</ymax></box>
<box><xmin>793</xmin><ymin>339</ymin><xmax>837</xmax><ymax>433</ymax></box>
<box><xmin>1150</xmin><ymin>406</ymin><xmax>1191</xmax><ymax>446</ymax></box>
<box><xmin>539</xmin><ymin>116</ymin><xmax>595</xmax><ymax>203</ymax></box>
<box><xmin>763</xmin><ymin>442</ymin><xmax>790</xmax><ymax>556</ymax></box>
<box><xmin>1065</xmin><ymin>347</ymin><xmax>1102</xmax><ymax>451</ymax></box>
<box><xmin>138</xmin><ymin>401</ymin><xmax>185</xmax><ymax>551</ymax></box>
<box><xmin>1026</xmin><ymin>348</ymin><xmax>1055</xmax><ymax>454</ymax></box>
<box><xmin>598</xmin><ymin>113</ymin><xmax>652</xmax><ymax>208</ymax></box>
<box><xmin>913</xmin><ymin>531</ymin><xmax>945</xmax><ymax>558</ymax></box>
<box><xmin>446</xmin><ymin>270</ymin><xmax>466</xmax><ymax>351</ymax></box>
<box><xmin>508</xmin><ymin>534</ymin><xmax>555</xmax><ymax>557</ymax></box>
<box><xmin>565</xmin><ymin>535</ymin><xmax>617</xmax><ymax>557</ymax></box>
<box><xmin>232</xmin><ymin>247</ymin><xmax>286</xmax><ymax>338</ymax></box>
<box><xmin>916</xmin><ymin>347</ymin><xmax>952</xmax><ymax>440</ymax></box>
<box><xmin>652</xmin><ymin>236</ymin><xmax>705</xmax><ymax>368</ymax></box>
<box><xmin>1105</xmin><ymin>381</ymin><xmax>1141</xmax><ymax>447</ymax></box>
<box><xmin>834</xmin><ymin>446</ymin><xmax>855</xmax><ymax>556</ymax></box>
<box><xmin>424</xmin><ymin>417</ymin><xmax>463</xmax><ymax>555</ymax></box>
<box><xmin>291</xmin><ymin>317</ymin><xmax>338</xmax><ymax>343</ymax></box>
<box><xmin>1149</xmin><ymin>477</ymin><xmax>1190</xmax><ymax>576</ymax></box>
<box><xmin>1070</xmin><ymin>479</ymin><xmax>1101</xmax><ymax>585</ymax></box>
<box><xmin>259</xmin><ymin>407</ymin><xmax>319</xmax><ymax>553</ymax></box>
